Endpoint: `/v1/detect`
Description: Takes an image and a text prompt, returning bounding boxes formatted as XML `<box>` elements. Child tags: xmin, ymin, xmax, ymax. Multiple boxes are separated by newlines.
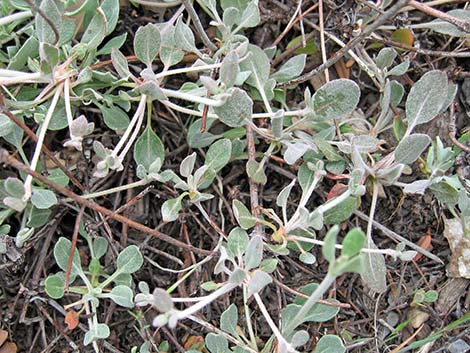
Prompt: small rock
<box><xmin>448</xmin><ymin>339</ymin><xmax>470</xmax><ymax>353</ymax></box>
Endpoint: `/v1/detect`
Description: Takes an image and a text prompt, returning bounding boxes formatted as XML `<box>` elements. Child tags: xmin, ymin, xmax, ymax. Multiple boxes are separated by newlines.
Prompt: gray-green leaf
<box><xmin>107</xmin><ymin>285</ymin><xmax>134</xmax><ymax>308</ymax></box>
<box><xmin>31</xmin><ymin>189</ymin><xmax>57</xmax><ymax>209</ymax></box>
<box><xmin>405</xmin><ymin>70</ymin><xmax>448</xmax><ymax>128</ymax></box>
<box><xmin>134</xmin><ymin>126</ymin><xmax>165</xmax><ymax>171</ymax></box>
<box><xmin>134</xmin><ymin>24</ymin><xmax>161</xmax><ymax>66</ymax></box>
<box><xmin>214</xmin><ymin>88</ymin><xmax>253</xmax><ymax>127</ymax></box>
<box><xmin>395</xmin><ymin>133</ymin><xmax>431</xmax><ymax>165</ymax></box>
<box><xmin>117</xmin><ymin>245</ymin><xmax>144</xmax><ymax>274</ymax></box>
<box><xmin>314</xmin><ymin>335</ymin><xmax>346</xmax><ymax>353</ymax></box>
<box><xmin>233</xmin><ymin>200</ymin><xmax>257</xmax><ymax>229</ymax></box>
<box><xmin>205</xmin><ymin>138</ymin><xmax>232</xmax><ymax>172</ymax></box>
<box><xmin>310</xmin><ymin>79</ymin><xmax>360</xmax><ymax>121</ymax></box>
<box><xmin>271</xmin><ymin>54</ymin><xmax>306</xmax><ymax>83</ymax></box>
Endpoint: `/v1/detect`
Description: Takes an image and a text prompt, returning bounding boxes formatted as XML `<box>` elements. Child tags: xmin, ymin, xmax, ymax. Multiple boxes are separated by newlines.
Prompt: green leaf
<box><xmin>323</xmin><ymin>196</ymin><xmax>360</xmax><ymax>225</ymax></box>
<box><xmin>174</xmin><ymin>17</ymin><xmax>196</xmax><ymax>52</ymax></box>
<box><xmin>97</xmin><ymin>33</ymin><xmax>127</xmax><ymax>56</ymax></box>
<box><xmin>322</xmin><ymin>226</ymin><xmax>339</xmax><ymax>264</ymax></box>
<box><xmin>107</xmin><ymin>285</ymin><xmax>134</xmax><ymax>308</ymax></box>
<box><xmin>259</xmin><ymin>258</ymin><xmax>278</xmax><ymax>273</ymax></box>
<box><xmin>54</xmin><ymin>237</ymin><xmax>83</xmax><ymax>276</ymax></box>
<box><xmin>47</xmin><ymin>168</ymin><xmax>69</xmax><ymax>187</ymax></box>
<box><xmin>159</xmin><ymin>26</ymin><xmax>184</xmax><ymax>67</ymax></box>
<box><xmin>220</xmin><ymin>51</ymin><xmax>239</xmax><ymax>88</ymax></box>
<box><xmin>0</xmin><ymin>114</ymin><xmax>15</xmax><ymax>137</ymax></box>
<box><xmin>310</xmin><ymin>79</ymin><xmax>360</xmax><ymax>121</ymax></box>
<box><xmin>93</xmin><ymin>237</ymin><xmax>108</xmax><ymax>259</ymax></box>
<box><xmin>227</xmin><ymin>227</ymin><xmax>249</xmax><ymax>258</ymax></box>
<box><xmin>237</xmin><ymin>1</ymin><xmax>260</xmax><ymax>29</ymax></box>
<box><xmin>244</xmin><ymin>235</ymin><xmax>263</xmax><ymax>270</ymax></box>
<box><xmin>291</xmin><ymin>330</ymin><xmax>309</xmax><ymax>348</ymax></box>
<box><xmin>101</xmin><ymin>104</ymin><xmax>130</xmax><ymax>131</ymax></box>
<box><xmin>246</xmin><ymin>160</ymin><xmax>267</xmax><ymax>185</ymax></box>
<box><xmin>214</xmin><ymin>88</ymin><xmax>253</xmax><ymax>127</ymax></box>
<box><xmin>314</xmin><ymin>335</ymin><xmax>346</xmax><ymax>353</ymax></box>
<box><xmin>101</xmin><ymin>0</ymin><xmax>119</xmax><ymax>35</ymax></box>
<box><xmin>134</xmin><ymin>126</ymin><xmax>165</xmax><ymax>171</ymax></box>
<box><xmin>205</xmin><ymin>138</ymin><xmax>232</xmax><ymax>172</ymax></box>
<box><xmin>134</xmin><ymin>24</ymin><xmax>161</xmax><ymax>66</ymax></box>
<box><xmin>35</xmin><ymin>0</ymin><xmax>61</xmax><ymax>45</ymax></box>
<box><xmin>117</xmin><ymin>245</ymin><xmax>144</xmax><ymax>274</ymax></box>
<box><xmin>341</xmin><ymin>228</ymin><xmax>365</xmax><ymax>258</ymax></box>
<box><xmin>161</xmin><ymin>193</ymin><xmax>187</xmax><ymax>222</ymax></box>
<box><xmin>31</xmin><ymin>189</ymin><xmax>57</xmax><ymax>209</ymax></box>
<box><xmin>84</xmin><ymin>323</ymin><xmax>110</xmax><ymax>346</ymax></box>
<box><xmin>81</xmin><ymin>9</ymin><xmax>107</xmax><ymax>50</ymax></box>
<box><xmin>293</xmin><ymin>284</ymin><xmax>340</xmax><ymax>322</ymax></box>
<box><xmin>4</xmin><ymin>177</ymin><xmax>25</xmax><ymax>198</ymax></box>
<box><xmin>232</xmin><ymin>200</ymin><xmax>257</xmax><ymax>229</ymax></box>
<box><xmin>205</xmin><ymin>333</ymin><xmax>229</xmax><ymax>353</ymax></box>
<box><xmin>247</xmin><ymin>269</ymin><xmax>272</xmax><ymax>297</ymax></box>
<box><xmin>405</xmin><ymin>70</ymin><xmax>448</xmax><ymax>128</ymax></box>
<box><xmin>111</xmin><ymin>48</ymin><xmax>131</xmax><ymax>80</ymax></box>
<box><xmin>375</xmin><ymin>47</ymin><xmax>397</xmax><ymax>70</ymax></box>
<box><xmin>45</xmin><ymin>273</ymin><xmax>65</xmax><ymax>299</ymax></box>
<box><xmin>220</xmin><ymin>304</ymin><xmax>238</xmax><ymax>336</ymax></box>
<box><xmin>239</xmin><ymin>44</ymin><xmax>270</xmax><ymax>87</ymax></box>
<box><xmin>277</xmin><ymin>179</ymin><xmax>295</xmax><ymax>213</ymax></box>
<box><xmin>27</xmin><ymin>206</ymin><xmax>51</xmax><ymax>228</ymax></box>
<box><xmin>395</xmin><ymin>133</ymin><xmax>431</xmax><ymax>165</ymax></box>
<box><xmin>8</xmin><ymin>37</ymin><xmax>39</xmax><ymax>71</ymax></box>
<box><xmin>271</xmin><ymin>54</ymin><xmax>306</xmax><ymax>83</ymax></box>
<box><xmin>360</xmin><ymin>240</ymin><xmax>387</xmax><ymax>294</ymax></box>
<box><xmin>180</xmin><ymin>152</ymin><xmax>197</xmax><ymax>178</ymax></box>
<box><xmin>424</xmin><ymin>9</ymin><xmax>470</xmax><ymax>37</ymax></box>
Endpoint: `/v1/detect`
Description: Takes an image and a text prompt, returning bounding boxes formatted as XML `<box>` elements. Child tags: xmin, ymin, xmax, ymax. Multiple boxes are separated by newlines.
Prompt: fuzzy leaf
<box><xmin>214</xmin><ymin>88</ymin><xmax>253</xmax><ymax>127</ymax></box>
<box><xmin>405</xmin><ymin>70</ymin><xmax>448</xmax><ymax>128</ymax></box>
<box><xmin>310</xmin><ymin>79</ymin><xmax>360</xmax><ymax>121</ymax></box>
<box><xmin>134</xmin><ymin>126</ymin><xmax>165</xmax><ymax>171</ymax></box>
<box><xmin>395</xmin><ymin>133</ymin><xmax>431</xmax><ymax>165</ymax></box>
<box><xmin>117</xmin><ymin>245</ymin><xmax>143</xmax><ymax>274</ymax></box>
<box><xmin>134</xmin><ymin>24</ymin><xmax>161</xmax><ymax>66</ymax></box>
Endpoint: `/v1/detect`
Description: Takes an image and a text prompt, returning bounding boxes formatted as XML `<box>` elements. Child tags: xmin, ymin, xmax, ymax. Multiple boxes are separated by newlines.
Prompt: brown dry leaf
<box><xmin>333</xmin><ymin>58</ymin><xmax>350</xmax><ymax>79</ymax></box>
<box><xmin>64</xmin><ymin>310</ymin><xmax>80</xmax><ymax>330</ymax></box>
<box><xmin>183</xmin><ymin>335</ymin><xmax>205</xmax><ymax>352</ymax></box>
<box><xmin>407</xmin><ymin>307</ymin><xmax>430</xmax><ymax>329</ymax></box>
<box><xmin>391</xmin><ymin>29</ymin><xmax>415</xmax><ymax>46</ymax></box>
<box><xmin>413</xmin><ymin>228</ymin><xmax>432</xmax><ymax>261</ymax></box>
<box><xmin>0</xmin><ymin>343</ymin><xmax>17</xmax><ymax>353</ymax></box>
<box><xmin>0</xmin><ymin>331</ymin><xmax>7</xmax><ymax>347</ymax></box>
<box><xmin>443</xmin><ymin>218</ymin><xmax>470</xmax><ymax>279</ymax></box>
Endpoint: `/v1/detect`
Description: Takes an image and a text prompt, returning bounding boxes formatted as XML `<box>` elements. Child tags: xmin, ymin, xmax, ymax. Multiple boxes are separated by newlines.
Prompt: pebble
<box><xmin>448</xmin><ymin>339</ymin><xmax>470</xmax><ymax>353</ymax></box>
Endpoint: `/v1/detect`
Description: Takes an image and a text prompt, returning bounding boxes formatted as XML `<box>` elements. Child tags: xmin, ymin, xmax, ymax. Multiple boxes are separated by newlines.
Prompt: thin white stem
<box><xmin>111</xmin><ymin>94</ymin><xmax>147</xmax><ymax>158</ymax></box>
<box><xmin>160</xmin><ymin>87</ymin><xmax>228</xmax><ymax>107</ymax></box>
<box><xmin>63</xmin><ymin>180</ymin><xmax>148</xmax><ymax>202</ymax></box>
<box><xmin>129</xmin><ymin>0</ymin><xmax>181</xmax><ymax>7</ymax></box>
<box><xmin>118</xmin><ymin>100</ymin><xmax>146</xmax><ymax>160</ymax></box>
<box><xmin>0</xmin><ymin>10</ymin><xmax>33</xmax><ymax>26</ymax></box>
<box><xmin>287</xmin><ymin>235</ymin><xmax>406</xmax><ymax>256</ymax></box>
<box><xmin>23</xmin><ymin>84</ymin><xmax>63</xmax><ymax>201</ymax></box>
<box><xmin>174</xmin><ymin>282</ymin><xmax>238</xmax><ymax>321</ymax></box>
<box><xmin>154</xmin><ymin>63</ymin><xmax>221</xmax><ymax>80</ymax></box>
<box><xmin>253</xmin><ymin>293</ymin><xmax>296</xmax><ymax>352</ymax></box>
<box><xmin>0</xmin><ymin>71</ymin><xmax>47</xmax><ymax>86</ymax></box>
<box><xmin>316</xmin><ymin>189</ymin><xmax>352</xmax><ymax>215</ymax></box>
<box><xmin>64</xmin><ymin>78</ymin><xmax>74</xmax><ymax>127</ymax></box>
<box><xmin>319</xmin><ymin>0</ymin><xmax>329</xmax><ymax>82</ymax></box>
<box><xmin>162</xmin><ymin>99</ymin><xmax>306</xmax><ymax>119</ymax></box>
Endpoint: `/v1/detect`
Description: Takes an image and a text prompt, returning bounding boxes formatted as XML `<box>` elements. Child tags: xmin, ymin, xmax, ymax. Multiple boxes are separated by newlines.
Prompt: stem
<box><xmin>160</xmin><ymin>87</ymin><xmax>227</xmax><ymax>107</ymax></box>
<box><xmin>174</xmin><ymin>282</ymin><xmax>238</xmax><ymax>321</ymax></box>
<box><xmin>0</xmin><ymin>10</ymin><xmax>33</xmax><ymax>26</ymax></box>
<box><xmin>23</xmin><ymin>84</ymin><xmax>63</xmax><ymax>201</ymax></box>
<box><xmin>64</xmin><ymin>180</ymin><xmax>148</xmax><ymax>202</ymax></box>
<box><xmin>243</xmin><ymin>286</ymin><xmax>258</xmax><ymax>349</ymax></box>
<box><xmin>117</xmin><ymin>98</ymin><xmax>146</xmax><ymax>160</ymax></box>
<box><xmin>0</xmin><ymin>71</ymin><xmax>47</xmax><ymax>86</ymax></box>
<box><xmin>253</xmin><ymin>293</ymin><xmax>295</xmax><ymax>352</ymax></box>
<box><xmin>283</xmin><ymin>272</ymin><xmax>336</xmax><ymax>336</ymax></box>
<box><xmin>64</xmin><ymin>78</ymin><xmax>74</xmax><ymax>131</ymax></box>
<box><xmin>287</xmin><ymin>235</ymin><xmax>407</xmax><ymax>257</ymax></box>
<box><xmin>111</xmin><ymin>94</ymin><xmax>146</xmax><ymax>158</ymax></box>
